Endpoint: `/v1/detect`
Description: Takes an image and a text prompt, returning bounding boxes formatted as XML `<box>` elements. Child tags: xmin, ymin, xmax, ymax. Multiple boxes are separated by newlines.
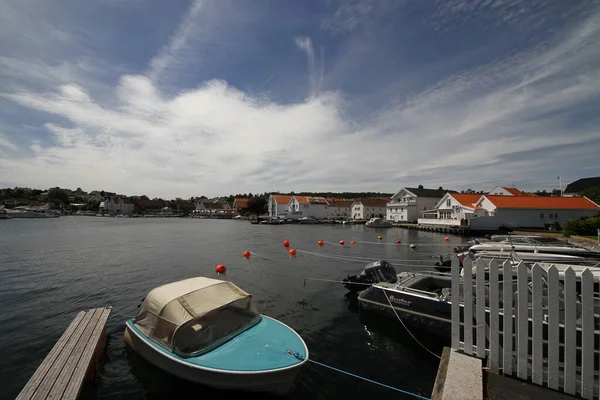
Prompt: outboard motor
<box><xmin>343</xmin><ymin>260</ymin><xmax>397</xmax><ymax>293</ymax></box>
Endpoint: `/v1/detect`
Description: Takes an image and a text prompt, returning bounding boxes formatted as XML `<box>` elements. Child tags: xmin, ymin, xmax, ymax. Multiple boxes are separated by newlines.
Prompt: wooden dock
<box><xmin>16</xmin><ymin>307</ymin><xmax>112</xmax><ymax>400</ymax></box>
<box><xmin>391</xmin><ymin>222</ymin><xmax>471</xmax><ymax>236</ymax></box>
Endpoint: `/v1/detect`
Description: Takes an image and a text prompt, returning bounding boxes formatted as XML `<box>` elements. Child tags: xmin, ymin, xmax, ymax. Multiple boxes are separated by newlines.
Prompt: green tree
<box><xmin>582</xmin><ymin>187</ymin><xmax>600</xmax><ymax>205</ymax></box>
<box><xmin>48</xmin><ymin>187</ymin><xmax>70</xmax><ymax>204</ymax></box>
<box><xmin>246</xmin><ymin>196</ymin><xmax>267</xmax><ymax>217</ymax></box>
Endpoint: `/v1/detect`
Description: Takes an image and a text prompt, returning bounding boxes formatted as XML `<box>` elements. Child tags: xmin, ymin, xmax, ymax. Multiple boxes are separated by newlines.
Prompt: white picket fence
<box><xmin>451</xmin><ymin>257</ymin><xmax>599</xmax><ymax>399</ymax></box>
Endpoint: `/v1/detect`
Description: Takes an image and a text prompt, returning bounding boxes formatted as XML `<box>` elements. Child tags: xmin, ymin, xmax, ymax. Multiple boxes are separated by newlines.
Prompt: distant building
<box><xmin>327</xmin><ymin>200</ymin><xmax>353</xmax><ymax>219</ymax></box>
<box><xmin>268</xmin><ymin>194</ymin><xmax>293</xmax><ymax>218</ymax></box>
<box><xmin>419</xmin><ymin>193</ymin><xmax>485</xmax><ymax>226</ymax></box>
<box><xmin>99</xmin><ymin>196</ymin><xmax>134</xmax><ymax>215</ymax></box>
<box><xmin>352</xmin><ymin>198</ymin><xmax>388</xmax><ymax>220</ymax></box>
<box><xmin>386</xmin><ymin>186</ymin><xmax>448</xmax><ymax>222</ymax></box>
<box><xmin>233</xmin><ymin>198</ymin><xmax>250</xmax><ymax>214</ymax></box>
<box><xmin>288</xmin><ymin>196</ymin><xmax>329</xmax><ymax>219</ymax></box>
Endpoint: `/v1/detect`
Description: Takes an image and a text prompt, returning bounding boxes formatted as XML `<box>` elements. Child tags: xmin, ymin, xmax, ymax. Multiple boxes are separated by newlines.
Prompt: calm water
<box><xmin>0</xmin><ymin>217</ymin><xmax>460</xmax><ymax>399</ymax></box>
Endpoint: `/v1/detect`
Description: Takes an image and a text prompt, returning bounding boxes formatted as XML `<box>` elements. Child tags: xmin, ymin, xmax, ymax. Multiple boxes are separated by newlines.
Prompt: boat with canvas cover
<box><xmin>124</xmin><ymin>277</ymin><xmax>308</xmax><ymax>395</ymax></box>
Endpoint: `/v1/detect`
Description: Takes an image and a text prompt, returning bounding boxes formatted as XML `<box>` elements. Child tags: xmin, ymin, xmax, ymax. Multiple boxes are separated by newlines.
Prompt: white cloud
<box><xmin>1</xmin><ymin>2</ymin><xmax>599</xmax><ymax>197</ymax></box>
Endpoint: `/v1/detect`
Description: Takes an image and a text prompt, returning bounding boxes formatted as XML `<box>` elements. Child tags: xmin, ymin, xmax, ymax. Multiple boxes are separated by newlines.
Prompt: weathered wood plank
<box><xmin>16</xmin><ymin>312</ymin><xmax>86</xmax><ymax>400</ymax></box>
<box><xmin>451</xmin><ymin>256</ymin><xmax>461</xmax><ymax>350</ymax></box>
<box><xmin>31</xmin><ymin>311</ymin><xmax>95</xmax><ymax>400</ymax></box>
<box><xmin>546</xmin><ymin>265</ymin><xmax>560</xmax><ymax>391</ymax></box>
<box><xmin>62</xmin><ymin>307</ymin><xmax>111</xmax><ymax>400</ymax></box>
<box><xmin>17</xmin><ymin>307</ymin><xmax>111</xmax><ymax>400</ymax></box>
<box><xmin>563</xmin><ymin>267</ymin><xmax>577</xmax><ymax>395</ymax></box>
<box><xmin>475</xmin><ymin>258</ymin><xmax>486</xmax><ymax>359</ymax></box>
<box><xmin>502</xmin><ymin>260</ymin><xmax>513</xmax><ymax>376</ymax></box>
<box><xmin>463</xmin><ymin>257</ymin><xmax>473</xmax><ymax>355</ymax></box>
<box><xmin>580</xmin><ymin>268</ymin><xmax>594</xmax><ymax>400</ymax></box>
<box><xmin>489</xmin><ymin>260</ymin><xmax>500</xmax><ymax>373</ymax></box>
<box><xmin>516</xmin><ymin>262</ymin><xmax>528</xmax><ymax>380</ymax></box>
<box><xmin>531</xmin><ymin>264</ymin><xmax>543</xmax><ymax>385</ymax></box>
<box><xmin>47</xmin><ymin>309</ymin><xmax>103</xmax><ymax>400</ymax></box>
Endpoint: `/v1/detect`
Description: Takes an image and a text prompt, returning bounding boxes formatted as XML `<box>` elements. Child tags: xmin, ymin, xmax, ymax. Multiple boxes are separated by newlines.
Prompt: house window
<box><xmin>540</xmin><ymin>213</ymin><xmax>544</xmax><ymax>218</ymax></box>
<box><xmin>554</xmin><ymin>213</ymin><xmax>558</xmax><ymax>219</ymax></box>
<box><xmin>446</xmin><ymin>199</ymin><xmax>451</xmax><ymax>206</ymax></box>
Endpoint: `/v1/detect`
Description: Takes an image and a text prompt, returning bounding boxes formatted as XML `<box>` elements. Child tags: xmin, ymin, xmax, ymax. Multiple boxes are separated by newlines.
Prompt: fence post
<box><xmin>580</xmin><ymin>268</ymin><xmax>594</xmax><ymax>399</ymax></box>
<box><xmin>463</xmin><ymin>257</ymin><xmax>474</xmax><ymax>355</ymax></box>
<box><xmin>476</xmin><ymin>258</ymin><xmax>486</xmax><ymax>358</ymax></box>
<box><xmin>489</xmin><ymin>259</ymin><xmax>500</xmax><ymax>372</ymax></box>
<box><xmin>546</xmin><ymin>265</ymin><xmax>560</xmax><ymax>390</ymax></box>
<box><xmin>531</xmin><ymin>263</ymin><xmax>543</xmax><ymax>385</ymax></box>
<box><xmin>502</xmin><ymin>259</ymin><xmax>514</xmax><ymax>376</ymax></box>
<box><xmin>563</xmin><ymin>267</ymin><xmax>576</xmax><ymax>395</ymax></box>
<box><xmin>451</xmin><ymin>256</ymin><xmax>461</xmax><ymax>350</ymax></box>
<box><xmin>517</xmin><ymin>262</ymin><xmax>528</xmax><ymax>380</ymax></box>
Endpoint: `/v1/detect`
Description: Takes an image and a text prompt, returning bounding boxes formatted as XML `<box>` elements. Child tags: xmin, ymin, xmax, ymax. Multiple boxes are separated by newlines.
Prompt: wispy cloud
<box><xmin>1</xmin><ymin>1</ymin><xmax>599</xmax><ymax>196</ymax></box>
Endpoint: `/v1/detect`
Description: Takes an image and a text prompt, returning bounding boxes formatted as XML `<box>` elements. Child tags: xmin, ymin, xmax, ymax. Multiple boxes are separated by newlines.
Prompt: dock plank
<box><xmin>61</xmin><ymin>308</ymin><xmax>111</xmax><ymax>400</ymax></box>
<box><xmin>16</xmin><ymin>307</ymin><xmax>111</xmax><ymax>400</ymax></box>
<box><xmin>16</xmin><ymin>312</ymin><xmax>87</xmax><ymax>400</ymax></box>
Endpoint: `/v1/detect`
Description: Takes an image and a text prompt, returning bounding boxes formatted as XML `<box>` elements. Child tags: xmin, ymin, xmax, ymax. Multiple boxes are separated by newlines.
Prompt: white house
<box><xmin>327</xmin><ymin>200</ymin><xmax>353</xmax><ymax>219</ymax></box>
<box><xmin>470</xmin><ymin>195</ymin><xmax>600</xmax><ymax>231</ymax></box>
<box><xmin>418</xmin><ymin>193</ymin><xmax>486</xmax><ymax>226</ymax></box>
<box><xmin>351</xmin><ymin>199</ymin><xmax>388</xmax><ymax>220</ymax></box>
<box><xmin>487</xmin><ymin>186</ymin><xmax>525</xmax><ymax>196</ymax></box>
<box><xmin>387</xmin><ymin>186</ymin><xmax>448</xmax><ymax>222</ymax></box>
<box><xmin>99</xmin><ymin>196</ymin><xmax>134</xmax><ymax>215</ymax></box>
<box><xmin>268</xmin><ymin>194</ymin><xmax>292</xmax><ymax>218</ymax></box>
<box><xmin>288</xmin><ymin>196</ymin><xmax>329</xmax><ymax>219</ymax></box>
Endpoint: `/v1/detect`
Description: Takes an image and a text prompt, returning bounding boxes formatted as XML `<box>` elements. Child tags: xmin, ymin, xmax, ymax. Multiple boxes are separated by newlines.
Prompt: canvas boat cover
<box><xmin>134</xmin><ymin>277</ymin><xmax>257</xmax><ymax>351</ymax></box>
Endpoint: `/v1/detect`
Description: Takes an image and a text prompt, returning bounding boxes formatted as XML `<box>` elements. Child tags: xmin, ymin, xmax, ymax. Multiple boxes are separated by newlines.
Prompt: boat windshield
<box><xmin>173</xmin><ymin>300</ymin><xmax>262</xmax><ymax>357</ymax></box>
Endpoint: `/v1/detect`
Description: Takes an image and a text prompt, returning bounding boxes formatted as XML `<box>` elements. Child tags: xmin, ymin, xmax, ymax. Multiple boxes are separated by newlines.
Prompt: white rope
<box><xmin>380</xmin><ymin>287</ymin><xmax>442</xmax><ymax>359</ymax></box>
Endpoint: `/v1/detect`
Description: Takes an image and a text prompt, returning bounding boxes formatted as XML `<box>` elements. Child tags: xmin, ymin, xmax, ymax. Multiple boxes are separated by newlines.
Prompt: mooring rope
<box><xmin>380</xmin><ymin>289</ymin><xmax>441</xmax><ymax>359</ymax></box>
<box><xmin>286</xmin><ymin>350</ymin><xmax>430</xmax><ymax>399</ymax></box>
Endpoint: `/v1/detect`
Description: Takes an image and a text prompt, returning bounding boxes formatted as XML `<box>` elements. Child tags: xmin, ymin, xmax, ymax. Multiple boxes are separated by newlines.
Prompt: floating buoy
<box><xmin>215</xmin><ymin>264</ymin><xmax>226</xmax><ymax>274</ymax></box>
<box><xmin>350</xmin><ymin>240</ymin><xmax>356</xmax><ymax>245</ymax></box>
<box><xmin>242</xmin><ymin>250</ymin><xmax>251</xmax><ymax>259</ymax></box>
<box><xmin>317</xmin><ymin>240</ymin><xmax>324</xmax><ymax>246</ymax></box>
<box><xmin>339</xmin><ymin>240</ymin><xmax>345</xmax><ymax>246</ymax></box>
<box><xmin>377</xmin><ymin>235</ymin><xmax>383</xmax><ymax>240</ymax></box>
<box><xmin>410</xmin><ymin>244</ymin><xmax>416</xmax><ymax>249</ymax></box>
<box><xmin>283</xmin><ymin>240</ymin><xmax>290</xmax><ymax>248</ymax></box>
<box><xmin>395</xmin><ymin>239</ymin><xmax>401</xmax><ymax>245</ymax></box>
<box><xmin>289</xmin><ymin>249</ymin><xmax>297</xmax><ymax>258</ymax></box>
<box><xmin>444</xmin><ymin>237</ymin><xmax>450</xmax><ymax>242</ymax></box>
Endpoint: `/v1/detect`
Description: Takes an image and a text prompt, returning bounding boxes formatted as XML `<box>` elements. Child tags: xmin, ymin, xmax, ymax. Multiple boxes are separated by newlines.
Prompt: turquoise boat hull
<box><xmin>124</xmin><ymin>315</ymin><xmax>308</xmax><ymax>395</ymax></box>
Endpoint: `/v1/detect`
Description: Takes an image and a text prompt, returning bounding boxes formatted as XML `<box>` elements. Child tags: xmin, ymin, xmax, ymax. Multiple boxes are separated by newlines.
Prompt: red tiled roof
<box><xmin>271</xmin><ymin>194</ymin><xmax>292</xmax><ymax>204</ymax></box>
<box><xmin>234</xmin><ymin>198</ymin><xmax>249</xmax><ymax>209</ymax></box>
<box><xmin>501</xmin><ymin>187</ymin><xmax>523</xmax><ymax>196</ymax></box>
<box><xmin>356</xmin><ymin>198</ymin><xmax>388</xmax><ymax>207</ymax></box>
<box><xmin>294</xmin><ymin>196</ymin><xmax>329</xmax><ymax>205</ymax></box>
<box><xmin>449</xmin><ymin>194</ymin><xmax>482</xmax><ymax>208</ymax></box>
<box><xmin>485</xmin><ymin>195</ymin><xmax>600</xmax><ymax>209</ymax></box>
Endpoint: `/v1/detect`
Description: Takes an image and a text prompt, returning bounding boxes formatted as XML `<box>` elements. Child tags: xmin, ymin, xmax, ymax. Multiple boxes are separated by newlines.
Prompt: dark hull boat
<box><xmin>342</xmin><ymin>260</ymin><xmax>397</xmax><ymax>293</ymax></box>
<box><xmin>358</xmin><ymin>272</ymin><xmax>454</xmax><ymax>336</ymax></box>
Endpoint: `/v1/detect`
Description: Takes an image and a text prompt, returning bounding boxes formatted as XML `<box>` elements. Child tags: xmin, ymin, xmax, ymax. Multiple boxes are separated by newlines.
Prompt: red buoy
<box><xmin>339</xmin><ymin>240</ymin><xmax>345</xmax><ymax>246</ymax></box>
<box><xmin>395</xmin><ymin>239</ymin><xmax>401</xmax><ymax>245</ymax></box>
<box><xmin>444</xmin><ymin>237</ymin><xmax>450</xmax><ymax>242</ymax></box>
<box><xmin>317</xmin><ymin>240</ymin><xmax>324</xmax><ymax>246</ymax></box>
<box><xmin>283</xmin><ymin>240</ymin><xmax>290</xmax><ymax>248</ymax></box>
<box><xmin>242</xmin><ymin>250</ymin><xmax>251</xmax><ymax>259</ymax></box>
<box><xmin>215</xmin><ymin>264</ymin><xmax>226</xmax><ymax>274</ymax></box>
<box><xmin>350</xmin><ymin>240</ymin><xmax>356</xmax><ymax>245</ymax></box>
<box><xmin>289</xmin><ymin>249</ymin><xmax>297</xmax><ymax>258</ymax></box>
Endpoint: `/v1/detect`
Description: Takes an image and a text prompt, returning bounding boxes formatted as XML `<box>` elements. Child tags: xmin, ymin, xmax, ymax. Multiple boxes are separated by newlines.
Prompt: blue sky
<box><xmin>1</xmin><ymin>0</ymin><xmax>599</xmax><ymax>198</ymax></box>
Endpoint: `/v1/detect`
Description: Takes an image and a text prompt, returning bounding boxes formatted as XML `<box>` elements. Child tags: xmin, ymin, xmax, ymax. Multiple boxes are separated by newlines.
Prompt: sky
<box><xmin>1</xmin><ymin>0</ymin><xmax>599</xmax><ymax>198</ymax></box>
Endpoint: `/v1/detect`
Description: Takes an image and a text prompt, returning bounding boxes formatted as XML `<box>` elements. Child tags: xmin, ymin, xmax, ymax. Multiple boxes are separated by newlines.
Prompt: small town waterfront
<box><xmin>0</xmin><ymin>217</ymin><xmax>459</xmax><ymax>399</ymax></box>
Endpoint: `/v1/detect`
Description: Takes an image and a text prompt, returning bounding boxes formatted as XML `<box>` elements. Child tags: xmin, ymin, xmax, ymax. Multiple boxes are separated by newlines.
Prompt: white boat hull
<box><xmin>124</xmin><ymin>324</ymin><xmax>302</xmax><ymax>395</ymax></box>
